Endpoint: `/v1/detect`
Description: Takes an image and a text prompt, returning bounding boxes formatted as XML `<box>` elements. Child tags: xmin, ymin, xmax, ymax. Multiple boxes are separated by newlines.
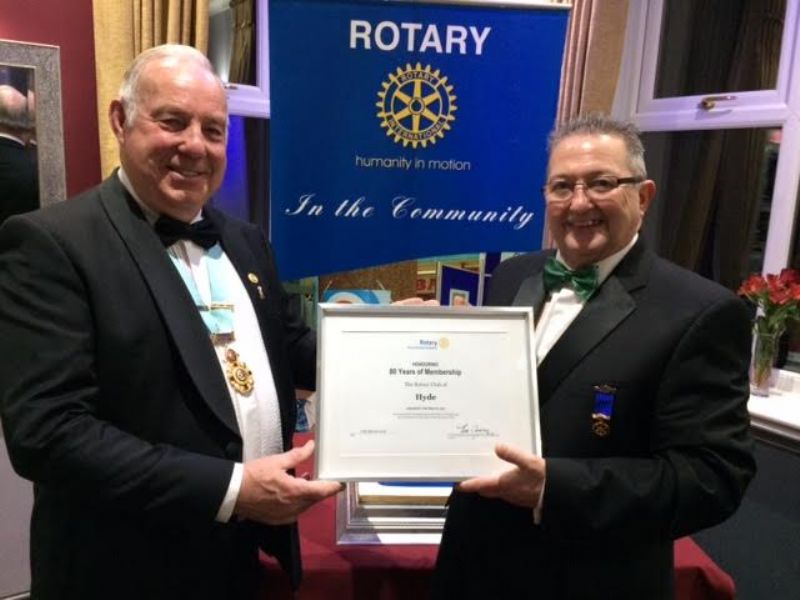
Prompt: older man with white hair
<box><xmin>0</xmin><ymin>84</ymin><xmax>38</xmax><ymax>224</ymax></box>
<box><xmin>0</xmin><ymin>45</ymin><xmax>341</xmax><ymax>599</ymax></box>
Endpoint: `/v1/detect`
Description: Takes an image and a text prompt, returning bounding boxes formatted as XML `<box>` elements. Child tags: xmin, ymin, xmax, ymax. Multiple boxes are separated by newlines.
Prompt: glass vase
<box><xmin>750</xmin><ymin>330</ymin><xmax>781</xmax><ymax>396</ymax></box>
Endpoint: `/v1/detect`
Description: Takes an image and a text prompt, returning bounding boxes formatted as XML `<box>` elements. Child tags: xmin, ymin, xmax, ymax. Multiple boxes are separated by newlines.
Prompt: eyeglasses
<box><xmin>543</xmin><ymin>175</ymin><xmax>644</xmax><ymax>203</ymax></box>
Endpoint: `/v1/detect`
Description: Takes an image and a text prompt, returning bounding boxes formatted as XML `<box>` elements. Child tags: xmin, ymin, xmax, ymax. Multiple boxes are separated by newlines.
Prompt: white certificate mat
<box><xmin>315</xmin><ymin>305</ymin><xmax>540</xmax><ymax>481</ymax></box>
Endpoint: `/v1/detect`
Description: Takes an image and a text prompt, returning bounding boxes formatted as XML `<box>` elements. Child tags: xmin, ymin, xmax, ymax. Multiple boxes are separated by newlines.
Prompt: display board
<box><xmin>270</xmin><ymin>0</ymin><xmax>569</xmax><ymax>279</ymax></box>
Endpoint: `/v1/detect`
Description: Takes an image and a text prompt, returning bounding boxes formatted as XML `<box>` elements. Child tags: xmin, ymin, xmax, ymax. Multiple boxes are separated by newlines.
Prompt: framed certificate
<box><xmin>315</xmin><ymin>305</ymin><xmax>540</xmax><ymax>481</ymax></box>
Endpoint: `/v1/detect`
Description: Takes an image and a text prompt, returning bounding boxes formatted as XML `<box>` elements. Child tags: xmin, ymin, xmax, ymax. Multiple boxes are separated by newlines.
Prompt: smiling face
<box><xmin>546</xmin><ymin>133</ymin><xmax>655</xmax><ymax>269</ymax></box>
<box><xmin>109</xmin><ymin>56</ymin><xmax>228</xmax><ymax>221</ymax></box>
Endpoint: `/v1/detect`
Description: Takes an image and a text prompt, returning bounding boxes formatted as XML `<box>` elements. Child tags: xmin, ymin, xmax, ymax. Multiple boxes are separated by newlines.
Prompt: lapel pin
<box><xmin>247</xmin><ymin>273</ymin><xmax>265</xmax><ymax>299</ymax></box>
<box><xmin>591</xmin><ymin>384</ymin><xmax>616</xmax><ymax>437</ymax></box>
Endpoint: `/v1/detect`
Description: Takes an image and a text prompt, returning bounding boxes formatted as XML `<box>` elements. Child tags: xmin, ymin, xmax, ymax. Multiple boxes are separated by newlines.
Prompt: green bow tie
<box><xmin>543</xmin><ymin>257</ymin><xmax>599</xmax><ymax>301</ymax></box>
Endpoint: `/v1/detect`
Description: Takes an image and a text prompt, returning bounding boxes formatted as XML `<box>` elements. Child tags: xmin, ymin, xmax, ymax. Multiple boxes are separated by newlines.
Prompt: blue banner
<box><xmin>270</xmin><ymin>0</ymin><xmax>569</xmax><ymax>280</ymax></box>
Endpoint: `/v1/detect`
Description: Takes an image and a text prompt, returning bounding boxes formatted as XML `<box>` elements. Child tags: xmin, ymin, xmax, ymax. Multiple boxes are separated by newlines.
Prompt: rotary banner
<box><xmin>269</xmin><ymin>0</ymin><xmax>569</xmax><ymax>280</ymax></box>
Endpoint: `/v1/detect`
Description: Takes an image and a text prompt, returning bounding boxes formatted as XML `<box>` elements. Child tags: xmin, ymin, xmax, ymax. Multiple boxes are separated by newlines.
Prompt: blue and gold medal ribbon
<box><xmin>168</xmin><ymin>244</ymin><xmax>254</xmax><ymax>395</ymax></box>
<box><xmin>167</xmin><ymin>244</ymin><xmax>234</xmax><ymax>339</ymax></box>
<box><xmin>591</xmin><ymin>384</ymin><xmax>616</xmax><ymax>437</ymax></box>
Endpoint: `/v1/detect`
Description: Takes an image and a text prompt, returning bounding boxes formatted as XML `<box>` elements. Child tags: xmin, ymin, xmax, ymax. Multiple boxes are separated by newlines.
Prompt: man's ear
<box><xmin>108</xmin><ymin>100</ymin><xmax>127</xmax><ymax>143</ymax></box>
<box><xmin>638</xmin><ymin>179</ymin><xmax>656</xmax><ymax>218</ymax></box>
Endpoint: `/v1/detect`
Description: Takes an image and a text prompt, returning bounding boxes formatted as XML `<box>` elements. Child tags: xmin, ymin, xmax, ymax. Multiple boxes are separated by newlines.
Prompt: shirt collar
<box><xmin>0</xmin><ymin>132</ymin><xmax>25</xmax><ymax>146</ymax></box>
<box><xmin>555</xmin><ymin>233</ymin><xmax>638</xmax><ymax>286</ymax></box>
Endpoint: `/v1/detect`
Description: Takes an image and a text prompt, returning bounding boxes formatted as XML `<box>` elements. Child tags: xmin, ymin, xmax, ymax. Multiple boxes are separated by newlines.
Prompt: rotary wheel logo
<box><xmin>376</xmin><ymin>63</ymin><xmax>457</xmax><ymax>149</ymax></box>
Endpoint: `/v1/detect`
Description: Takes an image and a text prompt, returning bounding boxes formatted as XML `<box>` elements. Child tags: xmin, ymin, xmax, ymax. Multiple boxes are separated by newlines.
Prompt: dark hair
<box><xmin>549</xmin><ymin>113</ymin><xmax>647</xmax><ymax>177</ymax></box>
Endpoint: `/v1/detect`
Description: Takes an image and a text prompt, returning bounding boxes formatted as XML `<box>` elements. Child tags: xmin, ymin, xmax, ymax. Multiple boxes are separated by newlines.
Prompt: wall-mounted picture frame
<box><xmin>0</xmin><ymin>39</ymin><xmax>66</xmax><ymax>208</ymax></box>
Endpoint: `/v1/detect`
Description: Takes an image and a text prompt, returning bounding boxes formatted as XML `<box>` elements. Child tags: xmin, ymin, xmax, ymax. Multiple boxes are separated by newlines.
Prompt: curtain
<box><xmin>658</xmin><ymin>0</ymin><xmax>783</xmax><ymax>290</ymax></box>
<box><xmin>228</xmin><ymin>0</ymin><xmax>255</xmax><ymax>85</ymax></box>
<box><xmin>542</xmin><ymin>0</ymin><xmax>629</xmax><ymax>246</ymax></box>
<box><xmin>93</xmin><ymin>0</ymin><xmax>210</xmax><ymax>177</ymax></box>
<box><xmin>712</xmin><ymin>0</ymin><xmax>783</xmax><ymax>288</ymax></box>
<box><xmin>557</xmin><ymin>0</ymin><xmax>630</xmax><ymax>122</ymax></box>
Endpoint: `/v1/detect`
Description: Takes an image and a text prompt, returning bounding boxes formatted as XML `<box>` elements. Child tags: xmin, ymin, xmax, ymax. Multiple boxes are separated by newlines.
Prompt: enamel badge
<box><xmin>591</xmin><ymin>384</ymin><xmax>616</xmax><ymax>437</ymax></box>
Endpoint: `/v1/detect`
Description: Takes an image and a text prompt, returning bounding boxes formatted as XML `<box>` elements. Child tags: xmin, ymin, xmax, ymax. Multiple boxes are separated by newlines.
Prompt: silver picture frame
<box><xmin>0</xmin><ymin>39</ymin><xmax>66</xmax><ymax>207</ymax></box>
<box><xmin>335</xmin><ymin>480</ymin><xmax>449</xmax><ymax>545</ymax></box>
<box><xmin>315</xmin><ymin>304</ymin><xmax>540</xmax><ymax>482</ymax></box>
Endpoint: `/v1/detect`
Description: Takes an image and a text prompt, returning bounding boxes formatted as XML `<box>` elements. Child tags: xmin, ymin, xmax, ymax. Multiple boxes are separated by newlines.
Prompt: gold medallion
<box><xmin>591</xmin><ymin>415</ymin><xmax>610</xmax><ymax>437</ymax></box>
<box><xmin>225</xmin><ymin>348</ymin><xmax>254</xmax><ymax>395</ymax></box>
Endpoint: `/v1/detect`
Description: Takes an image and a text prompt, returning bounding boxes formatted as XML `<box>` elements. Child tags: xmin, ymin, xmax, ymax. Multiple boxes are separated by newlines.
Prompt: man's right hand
<box><xmin>233</xmin><ymin>440</ymin><xmax>343</xmax><ymax>525</ymax></box>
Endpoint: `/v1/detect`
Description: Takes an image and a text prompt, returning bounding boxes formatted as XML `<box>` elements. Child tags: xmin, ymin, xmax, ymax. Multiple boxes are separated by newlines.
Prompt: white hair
<box><xmin>118</xmin><ymin>44</ymin><xmax>225</xmax><ymax>125</ymax></box>
<box><xmin>0</xmin><ymin>84</ymin><xmax>33</xmax><ymax>132</ymax></box>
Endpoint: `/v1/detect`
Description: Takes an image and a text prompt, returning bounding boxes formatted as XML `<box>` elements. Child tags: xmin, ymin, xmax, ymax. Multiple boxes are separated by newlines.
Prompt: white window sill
<box><xmin>748</xmin><ymin>369</ymin><xmax>800</xmax><ymax>443</ymax></box>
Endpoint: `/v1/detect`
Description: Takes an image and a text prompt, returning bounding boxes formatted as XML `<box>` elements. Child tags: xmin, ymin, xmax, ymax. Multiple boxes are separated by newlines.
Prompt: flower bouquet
<box><xmin>738</xmin><ymin>268</ymin><xmax>800</xmax><ymax>393</ymax></box>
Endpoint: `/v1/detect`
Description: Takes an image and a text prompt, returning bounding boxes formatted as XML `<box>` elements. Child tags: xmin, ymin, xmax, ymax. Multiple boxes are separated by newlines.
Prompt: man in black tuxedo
<box><xmin>0</xmin><ymin>45</ymin><xmax>341</xmax><ymax>599</ymax></box>
<box><xmin>0</xmin><ymin>84</ymin><xmax>38</xmax><ymax>225</ymax></box>
<box><xmin>433</xmin><ymin>114</ymin><xmax>755</xmax><ymax>599</ymax></box>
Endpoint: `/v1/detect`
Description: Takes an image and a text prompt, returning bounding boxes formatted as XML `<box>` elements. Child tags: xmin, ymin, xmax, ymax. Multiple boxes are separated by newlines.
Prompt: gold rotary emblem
<box><xmin>376</xmin><ymin>63</ymin><xmax>457</xmax><ymax>149</ymax></box>
<box><xmin>438</xmin><ymin>337</ymin><xmax>450</xmax><ymax>349</ymax></box>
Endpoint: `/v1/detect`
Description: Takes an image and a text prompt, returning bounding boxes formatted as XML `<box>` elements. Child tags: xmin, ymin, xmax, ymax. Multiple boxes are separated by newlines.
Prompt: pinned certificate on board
<box><xmin>315</xmin><ymin>304</ymin><xmax>540</xmax><ymax>481</ymax></box>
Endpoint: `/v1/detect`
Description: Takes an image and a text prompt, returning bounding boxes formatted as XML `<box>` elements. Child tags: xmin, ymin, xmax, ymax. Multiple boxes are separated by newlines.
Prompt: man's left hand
<box><xmin>457</xmin><ymin>443</ymin><xmax>545</xmax><ymax>509</ymax></box>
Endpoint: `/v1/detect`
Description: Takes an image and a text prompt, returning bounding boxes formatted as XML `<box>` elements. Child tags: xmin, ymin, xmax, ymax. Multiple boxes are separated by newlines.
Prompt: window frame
<box><xmin>613</xmin><ymin>0</ymin><xmax>800</xmax><ymax>274</ymax></box>
<box><xmin>222</xmin><ymin>0</ymin><xmax>271</xmax><ymax>118</ymax></box>
<box><xmin>618</xmin><ymin>0</ymin><xmax>800</xmax><ymax>131</ymax></box>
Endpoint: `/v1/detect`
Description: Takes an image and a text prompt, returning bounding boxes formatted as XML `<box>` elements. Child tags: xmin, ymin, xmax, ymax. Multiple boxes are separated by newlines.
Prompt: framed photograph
<box><xmin>436</xmin><ymin>264</ymin><xmax>482</xmax><ymax>306</ymax></box>
<box><xmin>315</xmin><ymin>304</ymin><xmax>540</xmax><ymax>481</ymax></box>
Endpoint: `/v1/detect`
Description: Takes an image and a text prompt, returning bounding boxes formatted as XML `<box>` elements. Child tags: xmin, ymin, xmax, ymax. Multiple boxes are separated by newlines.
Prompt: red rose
<box><xmin>769</xmin><ymin>288</ymin><xmax>792</xmax><ymax>305</ymax></box>
<box><xmin>779</xmin><ymin>268</ymin><xmax>800</xmax><ymax>285</ymax></box>
<box><xmin>738</xmin><ymin>275</ymin><xmax>767</xmax><ymax>296</ymax></box>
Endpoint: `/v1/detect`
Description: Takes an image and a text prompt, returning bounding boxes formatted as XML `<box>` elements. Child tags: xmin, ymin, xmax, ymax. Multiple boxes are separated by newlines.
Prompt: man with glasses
<box><xmin>433</xmin><ymin>114</ymin><xmax>755</xmax><ymax>599</ymax></box>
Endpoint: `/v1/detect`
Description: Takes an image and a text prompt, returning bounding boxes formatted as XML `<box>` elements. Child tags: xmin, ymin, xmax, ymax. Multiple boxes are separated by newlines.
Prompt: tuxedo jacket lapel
<box><xmin>98</xmin><ymin>178</ymin><xmax>240</xmax><ymax>439</ymax></box>
<box><xmin>537</xmin><ymin>241</ymin><xmax>652</xmax><ymax>402</ymax></box>
<box><xmin>512</xmin><ymin>272</ymin><xmax>547</xmax><ymax>320</ymax></box>
<box><xmin>511</xmin><ymin>249</ymin><xmax>552</xmax><ymax>323</ymax></box>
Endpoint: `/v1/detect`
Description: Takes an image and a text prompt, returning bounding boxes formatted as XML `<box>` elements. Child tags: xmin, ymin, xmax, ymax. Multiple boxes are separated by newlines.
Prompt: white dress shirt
<box><xmin>531</xmin><ymin>234</ymin><xmax>638</xmax><ymax>520</ymax></box>
<box><xmin>118</xmin><ymin>169</ymin><xmax>282</xmax><ymax>522</ymax></box>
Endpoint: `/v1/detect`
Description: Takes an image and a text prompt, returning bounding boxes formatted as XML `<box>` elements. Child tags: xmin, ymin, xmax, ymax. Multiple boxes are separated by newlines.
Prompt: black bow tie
<box><xmin>154</xmin><ymin>215</ymin><xmax>220</xmax><ymax>249</ymax></box>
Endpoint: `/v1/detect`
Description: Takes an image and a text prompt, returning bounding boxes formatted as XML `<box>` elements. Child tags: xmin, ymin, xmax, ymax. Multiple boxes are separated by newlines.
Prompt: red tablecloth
<box><xmin>260</xmin><ymin>436</ymin><xmax>735</xmax><ymax>599</ymax></box>
<box><xmin>674</xmin><ymin>537</ymin><xmax>736</xmax><ymax>600</ymax></box>
<box><xmin>261</xmin><ymin>493</ymin><xmax>435</xmax><ymax>599</ymax></box>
